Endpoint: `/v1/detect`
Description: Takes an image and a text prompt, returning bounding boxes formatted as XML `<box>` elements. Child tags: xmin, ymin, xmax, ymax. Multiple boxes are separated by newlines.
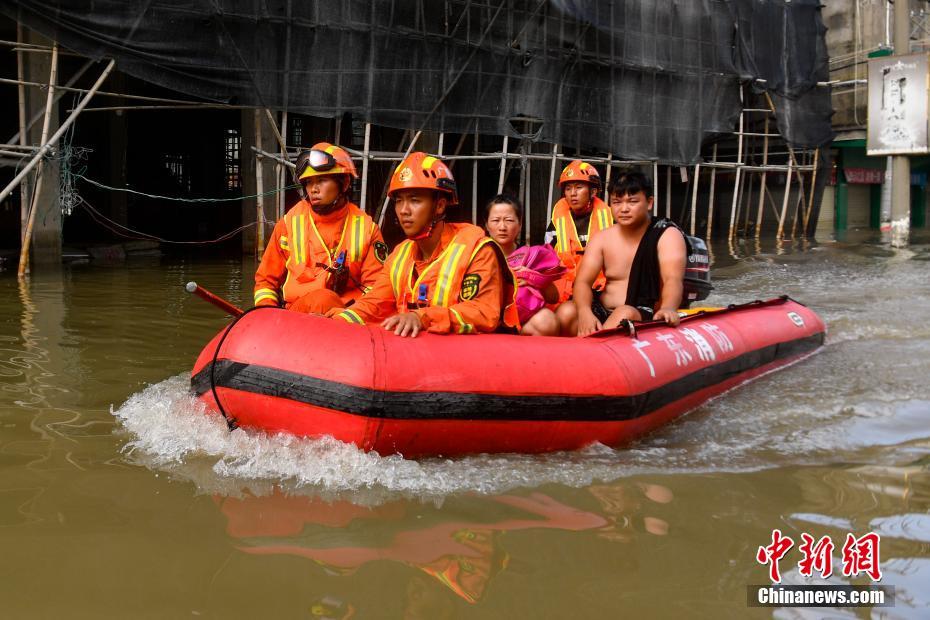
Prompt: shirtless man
<box><xmin>556</xmin><ymin>171</ymin><xmax>687</xmax><ymax>337</ymax></box>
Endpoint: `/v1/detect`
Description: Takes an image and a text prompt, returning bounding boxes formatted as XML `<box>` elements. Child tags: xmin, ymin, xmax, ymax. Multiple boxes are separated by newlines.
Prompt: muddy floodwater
<box><xmin>1</xmin><ymin>232</ymin><xmax>929</xmax><ymax>619</ymax></box>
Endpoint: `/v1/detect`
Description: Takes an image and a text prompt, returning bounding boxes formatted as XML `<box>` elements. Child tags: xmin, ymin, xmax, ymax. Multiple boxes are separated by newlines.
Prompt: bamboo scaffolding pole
<box><xmin>706</xmin><ymin>144</ymin><xmax>718</xmax><ymax>240</ymax></box>
<box><xmin>250</xmin><ymin>147</ymin><xmax>294</xmax><ymax>170</ymax></box>
<box><xmin>471</xmin><ymin>126</ymin><xmax>478</xmax><ymax>223</ymax></box>
<box><xmin>18</xmin><ymin>44</ymin><xmax>58</xmax><ymax>278</ymax></box>
<box><xmin>653</xmin><ymin>161</ymin><xmax>659</xmax><ymax>216</ymax></box>
<box><xmin>377</xmin><ymin>130</ymin><xmax>422</xmax><ymax>227</ymax></box>
<box><xmin>0</xmin><ymin>38</ymin><xmax>48</xmax><ymax>49</ymax></box>
<box><xmin>690</xmin><ymin>164</ymin><xmax>700</xmax><ymax>236</ymax></box>
<box><xmin>665</xmin><ymin>166</ymin><xmax>672</xmax><ymax>219</ymax></box>
<box><xmin>360</xmin><ymin>123</ymin><xmax>372</xmax><ymax>213</ymax></box>
<box><xmin>0</xmin><ymin>59</ymin><xmax>115</xmax><ymax>211</ymax></box>
<box><xmin>278</xmin><ymin>111</ymin><xmax>288</xmax><ymax>218</ymax></box>
<box><xmin>8</xmin><ymin>61</ymin><xmax>86</xmax><ymax>145</ymax></box>
<box><xmin>16</xmin><ymin>24</ymin><xmax>29</xmax><ymax>240</ymax></box>
<box><xmin>254</xmin><ymin>109</ymin><xmax>266</xmax><ymax>257</ymax></box>
<box><xmin>790</xmin><ymin>153</ymin><xmax>810</xmax><ymax>240</ymax></box>
<box><xmin>546</xmin><ymin>143</ymin><xmax>559</xmax><ymax>222</ymax></box>
<box><xmin>754</xmin><ymin>116</ymin><xmax>770</xmax><ymax>238</ymax></box>
<box><xmin>728</xmin><ymin>86</ymin><xmax>746</xmax><ymax>240</ymax></box>
<box><xmin>524</xmin><ymin>149</ymin><xmax>532</xmax><ymax>244</ymax></box>
<box><xmin>787</xmin><ymin>190</ymin><xmax>802</xmax><ymax>240</ymax></box>
<box><xmin>497</xmin><ymin>135</ymin><xmax>509</xmax><ymax>193</ymax></box>
<box><xmin>777</xmin><ymin>150</ymin><xmax>794</xmax><ymax>239</ymax></box>
<box><xmin>741</xmin><ymin>166</ymin><xmax>754</xmax><ymax>237</ymax></box>
<box><xmin>0</xmin><ymin>77</ymin><xmax>227</xmax><ymax>107</ymax></box>
<box><xmin>802</xmin><ymin>148</ymin><xmax>820</xmax><ymax>236</ymax></box>
<box><xmin>775</xmin><ymin>160</ymin><xmax>791</xmax><ymax>239</ymax></box>
<box><xmin>604</xmin><ymin>152</ymin><xmax>613</xmax><ymax>185</ymax></box>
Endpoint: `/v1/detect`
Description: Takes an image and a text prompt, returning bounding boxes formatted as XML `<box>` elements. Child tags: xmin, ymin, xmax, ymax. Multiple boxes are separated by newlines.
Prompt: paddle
<box><xmin>185</xmin><ymin>281</ymin><xmax>244</xmax><ymax>317</ymax></box>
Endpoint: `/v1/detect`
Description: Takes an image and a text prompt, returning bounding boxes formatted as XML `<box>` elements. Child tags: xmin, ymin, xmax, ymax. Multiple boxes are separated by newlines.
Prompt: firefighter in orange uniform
<box><xmin>329</xmin><ymin>152</ymin><xmax>518</xmax><ymax>337</ymax></box>
<box><xmin>253</xmin><ymin>143</ymin><xmax>387</xmax><ymax>314</ymax></box>
<box><xmin>546</xmin><ymin>160</ymin><xmax>614</xmax><ymax>303</ymax></box>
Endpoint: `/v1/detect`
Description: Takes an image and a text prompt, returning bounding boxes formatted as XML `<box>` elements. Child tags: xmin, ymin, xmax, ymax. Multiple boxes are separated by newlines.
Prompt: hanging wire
<box><xmin>56</xmin><ymin>123</ymin><xmax>91</xmax><ymax>216</ymax></box>
<box><xmin>78</xmin><ymin>198</ymin><xmax>264</xmax><ymax>244</ymax></box>
<box><xmin>71</xmin><ymin>173</ymin><xmax>299</xmax><ymax>202</ymax></box>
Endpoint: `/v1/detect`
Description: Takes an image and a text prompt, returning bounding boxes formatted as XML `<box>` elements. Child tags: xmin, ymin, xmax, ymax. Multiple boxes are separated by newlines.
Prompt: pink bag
<box><xmin>506</xmin><ymin>245</ymin><xmax>567</xmax><ymax>324</ymax></box>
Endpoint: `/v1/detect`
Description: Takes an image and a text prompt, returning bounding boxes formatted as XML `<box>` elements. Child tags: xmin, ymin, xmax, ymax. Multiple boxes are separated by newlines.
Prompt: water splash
<box><xmin>112</xmin><ymin>366</ymin><xmax>930</xmax><ymax>502</ymax></box>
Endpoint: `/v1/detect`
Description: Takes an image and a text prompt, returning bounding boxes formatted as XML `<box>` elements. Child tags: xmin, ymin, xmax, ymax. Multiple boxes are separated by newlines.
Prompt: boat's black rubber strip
<box><xmin>190</xmin><ymin>332</ymin><xmax>824</xmax><ymax>422</ymax></box>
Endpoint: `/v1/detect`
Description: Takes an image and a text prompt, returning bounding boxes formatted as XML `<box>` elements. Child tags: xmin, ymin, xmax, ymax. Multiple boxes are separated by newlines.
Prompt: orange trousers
<box><xmin>286</xmin><ymin>289</ymin><xmax>345</xmax><ymax>314</ymax></box>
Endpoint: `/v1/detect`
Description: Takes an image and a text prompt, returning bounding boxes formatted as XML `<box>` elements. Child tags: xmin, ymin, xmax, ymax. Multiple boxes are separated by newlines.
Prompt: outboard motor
<box><xmin>682</xmin><ymin>234</ymin><xmax>712</xmax><ymax>308</ymax></box>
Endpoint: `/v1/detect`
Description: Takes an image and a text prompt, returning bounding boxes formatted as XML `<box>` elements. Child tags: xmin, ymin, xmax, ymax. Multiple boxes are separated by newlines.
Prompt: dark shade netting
<box><xmin>1</xmin><ymin>0</ymin><xmax>833</xmax><ymax>164</ymax></box>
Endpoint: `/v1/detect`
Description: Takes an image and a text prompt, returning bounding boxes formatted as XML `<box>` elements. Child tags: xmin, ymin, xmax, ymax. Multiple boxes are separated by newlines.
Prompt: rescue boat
<box><xmin>190</xmin><ymin>297</ymin><xmax>824</xmax><ymax>457</ymax></box>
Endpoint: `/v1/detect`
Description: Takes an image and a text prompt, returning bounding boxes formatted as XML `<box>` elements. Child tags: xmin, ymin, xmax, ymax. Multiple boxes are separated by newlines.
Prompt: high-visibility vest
<box><xmin>550</xmin><ymin>197</ymin><xmax>613</xmax><ymax>297</ymax></box>
<box><xmin>279</xmin><ymin>201</ymin><xmax>377</xmax><ymax>304</ymax></box>
<box><xmin>386</xmin><ymin>223</ymin><xmax>518</xmax><ymax>332</ymax></box>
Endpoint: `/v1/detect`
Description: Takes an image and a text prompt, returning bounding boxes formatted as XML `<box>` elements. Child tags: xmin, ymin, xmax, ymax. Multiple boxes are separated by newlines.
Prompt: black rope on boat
<box><xmin>209</xmin><ymin>305</ymin><xmax>277</xmax><ymax>431</ymax></box>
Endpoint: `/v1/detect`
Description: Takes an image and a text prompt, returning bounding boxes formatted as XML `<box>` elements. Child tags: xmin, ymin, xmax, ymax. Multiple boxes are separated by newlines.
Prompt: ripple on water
<box><xmin>112</xmin><ymin>366</ymin><xmax>930</xmax><ymax>500</ymax></box>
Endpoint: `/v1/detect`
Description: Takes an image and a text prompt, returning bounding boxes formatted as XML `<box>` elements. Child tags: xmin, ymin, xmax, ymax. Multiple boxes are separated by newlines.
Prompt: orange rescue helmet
<box><xmin>559</xmin><ymin>160</ymin><xmax>600</xmax><ymax>189</ymax></box>
<box><xmin>296</xmin><ymin>142</ymin><xmax>358</xmax><ymax>184</ymax></box>
<box><xmin>388</xmin><ymin>152</ymin><xmax>459</xmax><ymax>205</ymax></box>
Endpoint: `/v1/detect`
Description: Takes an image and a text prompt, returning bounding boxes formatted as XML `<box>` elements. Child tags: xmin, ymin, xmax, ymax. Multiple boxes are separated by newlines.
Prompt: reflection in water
<box><xmin>0</xmin><ymin>235</ymin><xmax>928</xmax><ymax>616</ymax></box>
<box><xmin>217</xmin><ymin>481</ymin><xmax>670</xmax><ymax>609</ymax></box>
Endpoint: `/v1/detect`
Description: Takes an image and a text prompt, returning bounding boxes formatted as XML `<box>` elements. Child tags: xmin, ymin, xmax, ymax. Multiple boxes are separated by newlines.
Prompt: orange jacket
<box><xmin>334</xmin><ymin>223</ymin><xmax>518</xmax><ymax>334</ymax></box>
<box><xmin>254</xmin><ymin>200</ymin><xmax>385</xmax><ymax>307</ymax></box>
<box><xmin>550</xmin><ymin>196</ymin><xmax>613</xmax><ymax>301</ymax></box>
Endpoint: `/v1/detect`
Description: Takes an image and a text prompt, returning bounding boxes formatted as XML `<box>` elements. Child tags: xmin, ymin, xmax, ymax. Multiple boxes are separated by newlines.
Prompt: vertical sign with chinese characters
<box><xmin>867</xmin><ymin>53</ymin><xmax>930</xmax><ymax>155</ymax></box>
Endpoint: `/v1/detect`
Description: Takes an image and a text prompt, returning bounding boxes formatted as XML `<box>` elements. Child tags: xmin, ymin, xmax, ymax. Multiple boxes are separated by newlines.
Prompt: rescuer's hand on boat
<box><xmin>653</xmin><ymin>308</ymin><xmax>681</xmax><ymax>327</ymax></box>
<box><xmin>382</xmin><ymin>312</ymin><xmax>423</xmax><ymax>338</ymax></box>
<box><xmin>576</xmin><ymin>309</ymin><xmax>602</xmax><ymax>337</ymax></box>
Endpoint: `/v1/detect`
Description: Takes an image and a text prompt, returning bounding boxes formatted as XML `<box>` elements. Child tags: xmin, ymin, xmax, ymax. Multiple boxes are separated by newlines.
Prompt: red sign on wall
<box><xmin>844</xmin><ymin>167</ymin><xmax>885</xmax><ymax>184</ymax></box>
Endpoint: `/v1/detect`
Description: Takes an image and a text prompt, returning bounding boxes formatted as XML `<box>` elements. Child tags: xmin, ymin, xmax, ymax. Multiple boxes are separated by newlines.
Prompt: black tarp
<box><xmin>1</xmin><ymin>0</ymin><xmax>833</xmax><ymax>165</ymax></box>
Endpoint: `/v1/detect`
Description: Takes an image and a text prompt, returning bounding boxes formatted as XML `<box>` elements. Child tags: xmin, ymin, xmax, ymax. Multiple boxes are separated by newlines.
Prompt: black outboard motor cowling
<box><xmin>682</xmin><ymin>234</ymin><xmax>712</xmax><ymax>308</ymax></box>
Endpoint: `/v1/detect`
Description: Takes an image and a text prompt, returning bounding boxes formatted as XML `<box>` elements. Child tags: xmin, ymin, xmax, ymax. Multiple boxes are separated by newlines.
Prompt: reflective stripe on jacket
<box><xmin>335</xmin><ymin>223</ymin><xmax>518</xmax><ymax>334</ymax></box>
<box><xmin>253</xmin><ymin>200</ymin><xmax>383</xmax><ymax>307</ymax></box>
<box><xmin>550</xmin><ymin>197</ymin><xmax>612</xmax><ymax>300</ymax></box>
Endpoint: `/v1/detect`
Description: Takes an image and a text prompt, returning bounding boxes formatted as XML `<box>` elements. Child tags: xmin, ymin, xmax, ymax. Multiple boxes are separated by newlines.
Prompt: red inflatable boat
<box><xmin>190</xmin><ymin>297</ymin><xmax>824</xmax><ymax>457</ymax></box>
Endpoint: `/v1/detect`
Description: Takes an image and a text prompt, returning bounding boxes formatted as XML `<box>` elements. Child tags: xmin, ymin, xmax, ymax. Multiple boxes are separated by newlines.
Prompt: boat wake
<box><xmin>112</xmin><ymin>366</ymin><xmax>930</xmax><ymax>501</ymax></box>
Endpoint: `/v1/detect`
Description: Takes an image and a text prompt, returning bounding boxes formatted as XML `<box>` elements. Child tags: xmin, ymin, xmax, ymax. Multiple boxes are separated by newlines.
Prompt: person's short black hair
<box><xmin>607</xmin><ymin>171</ymin><xmax>653</xmax><ymax>200</ymax></box>
<box><xmin>484</xmin><ymin>194</ymin><xmax>523</xmax><ymax>222</ymax></box>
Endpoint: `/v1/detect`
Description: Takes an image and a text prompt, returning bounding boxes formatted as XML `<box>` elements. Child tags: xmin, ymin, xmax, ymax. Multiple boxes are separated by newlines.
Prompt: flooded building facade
<box><xmin>821</xmin><ymin>0</ymin><xmax>930</xmax><ymax>234</ymax></box>
<box><xmin>1</xmin><ymin>1</ymin><xmax>836</xmax><ymax>269</ymax></box>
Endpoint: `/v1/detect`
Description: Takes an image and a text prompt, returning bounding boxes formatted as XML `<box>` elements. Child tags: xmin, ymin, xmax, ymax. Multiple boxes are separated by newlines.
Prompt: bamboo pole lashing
<box><xmin>0</xmin><ymin>59</ymin><xmax>116</xmax><ymax>211</ymax></box>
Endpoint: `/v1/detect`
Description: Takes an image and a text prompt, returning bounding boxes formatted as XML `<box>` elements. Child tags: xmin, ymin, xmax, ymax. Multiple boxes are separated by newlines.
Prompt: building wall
<box><xmin>821</xmin><ymin>0</ymin><xmax>930</xmax><ymax>232</ymax></box>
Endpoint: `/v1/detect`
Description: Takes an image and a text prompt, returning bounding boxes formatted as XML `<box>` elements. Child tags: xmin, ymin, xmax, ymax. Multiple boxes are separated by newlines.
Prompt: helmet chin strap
<box><xmin>409</xmin><ymin>217</ymin><xmax>444</xmax><ymax>241</ymax></box>
<box><xmin>310</xmin><ymin>190</ymin><xmax>350</xmax><ymax>216</ymax></box>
